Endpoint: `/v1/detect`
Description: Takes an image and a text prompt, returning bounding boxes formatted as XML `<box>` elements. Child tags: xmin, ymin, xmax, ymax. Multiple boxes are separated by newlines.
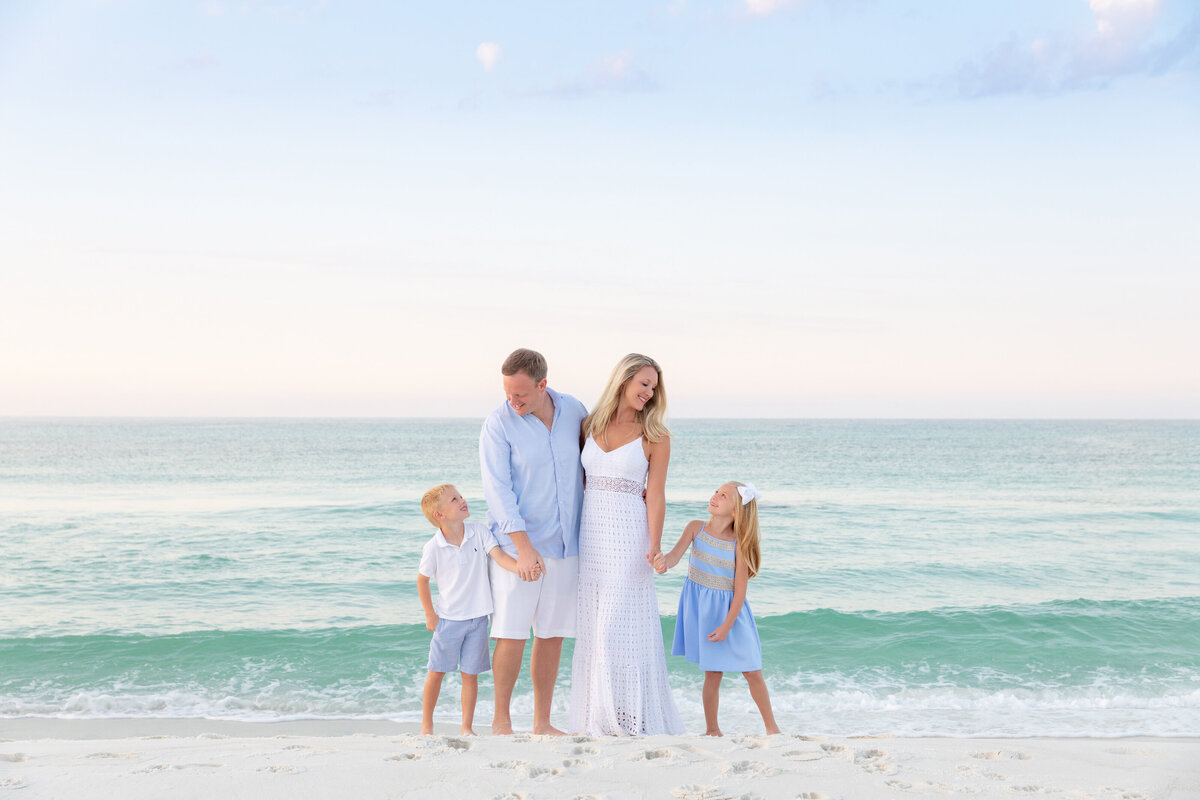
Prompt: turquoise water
<box><xmin>2</xmin><ymin>419</ymin><xmax>1198</xmax><ymax>736</ymax></box>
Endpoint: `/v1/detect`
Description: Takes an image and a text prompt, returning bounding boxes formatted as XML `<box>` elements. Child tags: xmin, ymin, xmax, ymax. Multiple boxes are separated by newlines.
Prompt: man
<box><xmin>479</xmin><ymin>348</ymin><xmax>587</xmax><ymax>735</ymax></box>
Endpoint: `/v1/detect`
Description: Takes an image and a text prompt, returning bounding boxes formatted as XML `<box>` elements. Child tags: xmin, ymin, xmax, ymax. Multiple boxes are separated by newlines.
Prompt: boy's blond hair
<box><xmin>421</xmin><ymin>483</ymin><xmax>455</xmax><ymax>527</ymax></box>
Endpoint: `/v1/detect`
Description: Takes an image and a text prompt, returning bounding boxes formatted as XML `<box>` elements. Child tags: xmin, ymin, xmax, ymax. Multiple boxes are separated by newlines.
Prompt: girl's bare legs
<box><xmin>703</xmin><ymin>671</ymin><xmax>724</xmax><ymax>736</ymax></box>
<box><xmin>422</xmin><ymin>671</ymin><xmax>446</xmax><ymax>734</ymax></box>
<box><xmin>742</xmin><ymin>670</ymin><xmax>781</xmax><ymax>734</ymax></box>
<box><xmin>460</xmin><ymin>672</ymin><xmax>479</xmax><ymax>735</ymax></box>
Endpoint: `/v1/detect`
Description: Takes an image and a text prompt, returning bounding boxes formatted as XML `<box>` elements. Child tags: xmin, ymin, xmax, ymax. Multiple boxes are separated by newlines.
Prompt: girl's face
<box><xmin>622</xmin><ymin>365</ymin><xmax>659</xmax><ymax>412</ymax></box>
<box><xmin>707</xmin><ymin>484</ymin><xmax>739</xmax><ymax>517</ymax></box>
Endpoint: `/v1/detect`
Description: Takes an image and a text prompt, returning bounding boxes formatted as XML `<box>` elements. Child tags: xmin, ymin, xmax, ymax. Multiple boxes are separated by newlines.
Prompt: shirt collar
<box><xmin>434</xmin><ymin>524</ymin><xmax>475</xmax><ymax>549</ymax></box>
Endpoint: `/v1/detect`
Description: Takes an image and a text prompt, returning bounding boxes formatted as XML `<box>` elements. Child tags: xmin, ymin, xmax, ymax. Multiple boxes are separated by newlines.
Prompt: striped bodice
<box><xmin>686</xmin><ymin>527</ymin><xmax>736</xmax><ymax>591</ymax></box>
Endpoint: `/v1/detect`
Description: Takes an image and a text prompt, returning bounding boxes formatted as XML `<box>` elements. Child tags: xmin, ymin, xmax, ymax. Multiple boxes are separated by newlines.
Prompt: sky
<box><xmin>1</xmin><ymin>0</ymin><xmax>1197</xmax><ymax>418</ymax></box>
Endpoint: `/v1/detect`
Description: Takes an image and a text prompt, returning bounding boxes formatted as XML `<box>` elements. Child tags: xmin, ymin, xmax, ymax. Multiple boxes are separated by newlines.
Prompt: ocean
<box><xmin>2</xmin><ymin>419</ymin><xmax>1198</xmax><ymax>737</ymax></box>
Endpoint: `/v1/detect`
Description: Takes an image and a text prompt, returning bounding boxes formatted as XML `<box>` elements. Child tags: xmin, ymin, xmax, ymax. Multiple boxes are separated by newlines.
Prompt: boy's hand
<box><xmin>707</xmin><ymin>626</ymin><xmax>730</xmax><ymax>642</ymax></box>
<box><xmin>425</xmin><ymin>614</ymin><xmax>439</xmax><ymax>632</ymax></box>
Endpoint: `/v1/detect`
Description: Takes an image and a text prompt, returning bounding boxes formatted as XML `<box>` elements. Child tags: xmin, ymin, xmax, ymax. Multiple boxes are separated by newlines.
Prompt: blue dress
<box><xmin>671</xmin><ymin>527</ymin><xmax>762</xmax><ymax>672</ymax></box>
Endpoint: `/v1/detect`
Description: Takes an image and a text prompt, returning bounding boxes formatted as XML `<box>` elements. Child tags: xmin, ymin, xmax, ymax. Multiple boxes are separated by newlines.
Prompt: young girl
<box><xmin>654</xmin><ymin>481</ymin><xmax>780</xmax><ymax>736</ymax></box>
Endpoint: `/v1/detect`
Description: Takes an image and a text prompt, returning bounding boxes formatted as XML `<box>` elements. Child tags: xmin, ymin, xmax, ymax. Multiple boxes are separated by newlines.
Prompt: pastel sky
<box><xmin>1</xmin><ymin>0</ymin><xmax>1197</xmax><ymax>417</ymax></box>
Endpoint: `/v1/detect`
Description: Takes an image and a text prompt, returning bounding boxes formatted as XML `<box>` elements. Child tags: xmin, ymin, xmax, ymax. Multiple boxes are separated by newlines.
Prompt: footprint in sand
<box><xmin>492</xmin><ymin>793</ymin><xmax>528</xmax><ymax>800</ymax></box>
<box><xmin>729</xmin><ymin>735</ymin><xmax>768</xmax><ymax>749</ymax></box>
<box><xmin>0</xmin><ymin>754</ymin><xmax>27</xmax><ymax>763</ymax></box>
<box><xmin>135</xmin><ymin>764</ymin><xmax>170</xmax><ymax>774</ymax></box>
<box><xmin>632</xmin><ymin>748</ymin><xmax>674</xmax><ymax>761</ymax></box>
<box><xmin>571</xmin><ymin>745</ymin><xmax>599</xmax><ymax>755</ymax></box>
<box><xmin>0</xmin><ymin>778</ymin><xmax>27</xmax><ymax>790</ymax></box>
<box><xmin>795</xmin><ymin>793</ymin><xmax>828</xmax><ymax>799</ymax></box>
<box><xmin>783</xmin><ymin>750</ymin><xmax>824</xmax><ymax>762</ymax></box>
<box><xmin>971</xmin><ymin>751</ymin><xmax>1031</xmax><ymax>761</ymax></box>
<box><xmin>1009</xmin><ymin>785</ymin><xmax>1054</xmax><ymax>794</ymax></box>
<box><xmin>1100</xmin><ymin>790</ymin><xmax>1151</xmax><ymax>800</ymax></box>
<box><xmin>385</xmin><ymin>753</ymin><xmax>421</xmax><ymax>761</ymax></box>
<box><xmin>670</xmin><ymin>786</ymin><xmax>733</xmax><ymax>800</ymax></box>
<box><xmin>955</xmin><ymin>764</ymin><xmax>1005</xmax><ymax>781</ymax></box>
<box><xmin>571</xmin><ymin>736</ymin><xmax>594</xmax><ymax>743</ymax></box>
<box><xmin>561</xmin><ymin>757</ymin><xmax>591</xmax><ymax>770</ymax></box>
<box><xmin>884</xmin><ymin>778</ymin><xmax>959</xmax><ymax>795</ymax></box>
<box><xmin>722</xmin><ymin>760</ymin><xmax>780</xmax><ymax>777</ymax></box>
<box><xmin>486</xmin><ymin>760</ymin><xmax>562</xmax><ymax>779</ymax></box>
<box><xmin>820</xmin><ymin>743</ymin><xmax>851</xmax><ymax>758</ymax></box>
<box><xmin>257</xmin><ymin>765</ymin><xmax>303</xmax><ymax>774</ymax></box>
<box><xmin>444</xmin><ymin>737</ymin><xmax>472</xmax><ymax>751</ymax></box>
<box><xmin>854</xmin><ymin>748</ymin><xmax>896</xmax><ymax>775</ymax></box>
<box><xmin>86</xmin><ymin>752</ymin><xmax>138</xmax><ymax>760</ymax></box>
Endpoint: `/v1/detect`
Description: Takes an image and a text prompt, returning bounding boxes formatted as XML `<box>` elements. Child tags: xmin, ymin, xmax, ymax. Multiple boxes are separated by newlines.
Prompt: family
<box><xmin>416</xmin><ymin>349</ymin><xmax>780</xmax><ymax>738</ymax></box>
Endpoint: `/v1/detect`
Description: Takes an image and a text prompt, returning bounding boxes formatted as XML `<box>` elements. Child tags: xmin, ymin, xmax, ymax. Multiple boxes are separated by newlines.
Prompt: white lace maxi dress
<box><xmin>568</xmin><ymin>436</ymin><xmax>684</xmax><ymax>735</ymax></box>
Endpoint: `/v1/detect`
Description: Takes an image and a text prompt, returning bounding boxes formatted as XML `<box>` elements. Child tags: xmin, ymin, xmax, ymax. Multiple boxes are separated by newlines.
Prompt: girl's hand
<box><xmin>425</xmin><ymin>615</ymin><xmax>439</xmax><ymax>632</ymax></box>
<box><xmin>645</xmin><ymin>548</ymin><xmax>662</xmax><ymax>569</ymax></box>
<box><xmin>707</xmin><ymin>626</ymin><xmax>730</xmax><ymax>642</ymax></box>
<box><xmin>652</xmin><ymin>552</ymin><xmax>668</xmax><ymax>574</ymax></box>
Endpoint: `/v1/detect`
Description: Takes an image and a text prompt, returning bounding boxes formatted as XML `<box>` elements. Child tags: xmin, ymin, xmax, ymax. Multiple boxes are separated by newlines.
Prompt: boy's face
<box><xmin>437</xmin><ymin>487</ymin><xmax>470</xmax><ymax>523</ymax></box>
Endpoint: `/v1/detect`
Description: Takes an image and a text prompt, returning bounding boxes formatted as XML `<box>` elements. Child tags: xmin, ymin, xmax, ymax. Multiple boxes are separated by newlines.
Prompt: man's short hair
<box><xmin>501</xmin><ymin>348</ymin><xmax>548</xmax><ymax>383</ymax></box>
<box><xmin>421</xmin><ymin>483</ymin><xmax>454</xmax><ymax>527</ymax></box>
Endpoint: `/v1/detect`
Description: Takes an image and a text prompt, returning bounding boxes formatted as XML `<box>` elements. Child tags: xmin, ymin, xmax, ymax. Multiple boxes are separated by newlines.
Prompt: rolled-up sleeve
<box><xmin>480</xmin><ymin>415</ymin><xmax>526</xmax><ymax>535</ymax></box>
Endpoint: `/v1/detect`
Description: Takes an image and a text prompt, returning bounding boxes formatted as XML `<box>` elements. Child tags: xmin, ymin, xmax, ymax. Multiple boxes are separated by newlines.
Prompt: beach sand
<box><xmin>1</xmin><ymin>719</ymin><xmax>1197</xmax><ymax>799</ymax></box>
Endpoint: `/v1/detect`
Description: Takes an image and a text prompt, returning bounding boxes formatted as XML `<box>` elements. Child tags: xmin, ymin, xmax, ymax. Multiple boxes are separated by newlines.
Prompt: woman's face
<box><xmin>622</xmin><ymin>365</ymin><xmax>659</xmax><ymax>412</ymax></box>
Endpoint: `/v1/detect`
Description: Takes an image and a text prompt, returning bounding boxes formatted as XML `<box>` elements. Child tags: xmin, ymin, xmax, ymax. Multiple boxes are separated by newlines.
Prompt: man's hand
<box><xmin>515</xmin><ymin>547</ymin><xmax>547</xmax><ymax>582</ymax></box>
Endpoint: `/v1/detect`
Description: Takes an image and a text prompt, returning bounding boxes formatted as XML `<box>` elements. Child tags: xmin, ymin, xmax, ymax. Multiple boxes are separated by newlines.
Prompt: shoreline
<box><xmin>3</xmin><ymin>719</ymin><xmax>1197</xmax><ymax>799</ymax></box>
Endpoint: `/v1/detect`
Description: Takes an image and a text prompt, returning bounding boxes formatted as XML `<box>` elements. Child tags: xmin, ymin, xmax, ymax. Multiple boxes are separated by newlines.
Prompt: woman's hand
<box><xmin>646</xmin><ymin>548</ymin><xmax>663</xmax><ymax>571</ymax></box>
<box><xmin>651</xmin><ymin>552</ymin><xmax>668</xmax><ymax>574</ymax></box>
<box><xmin>707</xmin><ymin>625</ymin><xmax>730</xmax><ymax>642</ymax></box>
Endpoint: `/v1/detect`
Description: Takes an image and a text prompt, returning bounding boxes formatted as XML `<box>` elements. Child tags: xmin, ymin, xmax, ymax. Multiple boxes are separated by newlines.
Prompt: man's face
<box><xmin>503</xmin><ymin>371</ymin><xmax>547</xmax><ymax>415</ymax></box>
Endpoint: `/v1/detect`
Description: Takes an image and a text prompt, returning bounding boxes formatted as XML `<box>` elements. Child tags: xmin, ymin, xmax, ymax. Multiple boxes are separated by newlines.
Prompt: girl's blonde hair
<box><xmin>583</xmin><ymin>353</ymin><xmax>670</xmax><ymax>444</ymax></box>
<box><xmin>728</xmin><ymin>481</ymin><xmax>761</xmax><ymax>578</ymax></box>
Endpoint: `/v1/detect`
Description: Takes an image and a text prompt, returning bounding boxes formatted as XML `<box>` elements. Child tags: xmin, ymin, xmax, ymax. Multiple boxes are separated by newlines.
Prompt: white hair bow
<box><xmin>737</xmin><ymin>482</ymin><xmax>762</xmax><ymax>505</ymax></box>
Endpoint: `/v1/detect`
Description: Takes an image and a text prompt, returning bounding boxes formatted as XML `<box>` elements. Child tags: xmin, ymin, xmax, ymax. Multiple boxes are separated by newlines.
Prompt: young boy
<box><xmin>417</xmin><ymin>483</ymin><xmax>519</xmax><ymax>735</ymax></box>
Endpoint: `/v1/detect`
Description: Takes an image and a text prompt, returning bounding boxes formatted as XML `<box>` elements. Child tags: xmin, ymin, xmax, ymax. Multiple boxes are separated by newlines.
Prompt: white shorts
<box><xmin>489</xmin><ymin>555</ymin><xmax>578</xmax><ymax>640</ymax></box>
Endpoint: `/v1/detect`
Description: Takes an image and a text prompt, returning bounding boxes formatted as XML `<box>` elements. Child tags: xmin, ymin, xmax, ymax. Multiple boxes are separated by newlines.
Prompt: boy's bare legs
<box><xmin>421</xmin><ymin>671</ymin><xmax>445</xmax><ymax>735</ymax></box>
<box><xmin>491</xmin><ymin>638</ymin><xmax>524</xmax><ymax>734</ymax></box>
<box><xmin>531</xmin><ymin>636</ymin><xmax>565</xmax><ymax>735</ymax></box>
<box><xmin>460</xmin><ymin>672</ymin><xmax>479</xmax><ymax>735</ymax></box>
<box><xmin>743</xmin><ymin>670</ymin><xmax>781</xmax><ymax>735</ymax></box>
<box><xmin>703</xmin><ymin>671</ymin><xmax>723</xmax><ymax>736</ymax></box>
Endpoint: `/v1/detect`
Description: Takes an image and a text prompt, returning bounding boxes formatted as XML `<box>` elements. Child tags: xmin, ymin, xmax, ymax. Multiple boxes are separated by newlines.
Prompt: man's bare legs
<box><xmin>491</xmin><ymin>638</ymin><xmax>525</xmax><ymax>735</ymax></box>
<box><xmin>531</xmin><ymin>636</ymin><xmax>565</xmax><ymax>735</ymax></box>
<box><xmin>490</xmin><ymin>635</ymin><xmax>567</xmax><ymax>735</ymax></box>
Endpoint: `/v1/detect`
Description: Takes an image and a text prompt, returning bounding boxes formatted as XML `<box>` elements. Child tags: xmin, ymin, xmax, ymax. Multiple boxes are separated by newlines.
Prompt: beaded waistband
<box><xmin>587</xmin><ymin>476</ymin><xmax>644</xmax><ymax>495</ymax></box>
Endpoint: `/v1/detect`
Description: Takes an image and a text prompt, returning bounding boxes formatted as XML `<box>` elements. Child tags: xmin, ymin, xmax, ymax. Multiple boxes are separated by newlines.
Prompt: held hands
<box><xmin>650</xmin><ymin>551</ymin><xmax>668</xmax><ymax>574</ymax></box>
<box><xmin>515</xmin><ymin>547</ymin><xmax>547</xmax><ymax>582</ymax></box>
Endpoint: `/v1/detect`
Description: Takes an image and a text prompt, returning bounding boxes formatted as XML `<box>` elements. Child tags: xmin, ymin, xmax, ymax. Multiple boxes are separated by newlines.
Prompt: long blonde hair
<box><xmin>728</xmin><ymin>481</ymin><xmax>761</xmax><ymax>578</ymax></box>
<box><xmin>583</xmin><ymin>353</ymin><xmax>670</xmax><ymax>443</ymax></box>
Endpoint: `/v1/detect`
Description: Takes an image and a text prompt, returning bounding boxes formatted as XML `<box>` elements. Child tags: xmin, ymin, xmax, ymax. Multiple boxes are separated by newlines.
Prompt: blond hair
<box><xmin>420</xmin><ymin>483</ymin><xmax>455</xmax><ymax>527</ymax></box>
<box><xmin>583</xmin><ymin>353</ymin><xmax>669</xmax><ymax>444</ymax></box>
<box><xmin>501</xmin><ymin>348</ymin><xmax>547</xmax><ymax>383</ymax></box>
<box><xmin>728</xmin><ymin>481</ymin><xmax>761</xmax><ymax>578</ymax></box>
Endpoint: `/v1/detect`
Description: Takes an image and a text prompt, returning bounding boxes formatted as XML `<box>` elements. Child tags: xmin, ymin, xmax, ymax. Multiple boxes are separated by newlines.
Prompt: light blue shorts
<box><xmin>427</xmin><ymin>615</ymin><xmax>491</xmax><ymax>675</ymax></box>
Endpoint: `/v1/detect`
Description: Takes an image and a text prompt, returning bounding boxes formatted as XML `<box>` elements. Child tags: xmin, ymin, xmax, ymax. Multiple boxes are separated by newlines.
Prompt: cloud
<box><xmin>545</xmin><ymin>51</ymin><xmax>655</xmax><ymax>98</ymax></box>
<box><xmin>949</xmin><ymin>2</ymin><xmax>1198</xmax><ymax>98</ymax></box>
<box><xmin>476</xmin><ymin>42</ymin><xmax>502</xmax><ymax>72</ymax></box>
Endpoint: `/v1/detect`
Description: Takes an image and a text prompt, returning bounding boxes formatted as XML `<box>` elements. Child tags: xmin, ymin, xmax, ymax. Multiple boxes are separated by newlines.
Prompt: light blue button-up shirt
<box><xmin>479</xmin><ymin>387</ymin><xmax>587</xmax><ymax>560</ymax></box>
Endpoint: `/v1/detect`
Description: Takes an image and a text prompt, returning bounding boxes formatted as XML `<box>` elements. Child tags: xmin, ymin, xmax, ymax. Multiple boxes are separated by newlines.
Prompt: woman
<box><xmin>568</xmin><ymin>353</ymin><xmax>684</xmax><ymax>735</ymax></box>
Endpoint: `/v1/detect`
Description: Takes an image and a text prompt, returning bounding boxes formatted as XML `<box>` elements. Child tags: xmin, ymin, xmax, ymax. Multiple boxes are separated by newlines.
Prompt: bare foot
<box><xmin>420</xmin><ymin>727</ymin><xmax>434</xmax><ymax>735</ymax></box>
<box><xmin>532</xmin><ymin>723</ymin><xmax>567</xmax><ymax>736</ymax></box>
<box><xmin>461</xmin><ymin>728</ymin><xmax>477</xmax><ymax>736</ymax></box>
<box><xmin>765</xmin><ymin>725</ymin><xmax>781</xmax><ymax>735</ymax></box>
<box><xmin>704</xmin><ymin>729</ymin><xmax>723</xmax><ymax>737</ymax></box>
<box><xmin>491</xmin><ymin>721</ymin><xmax>514</xmax><ymax>736</ymax></box>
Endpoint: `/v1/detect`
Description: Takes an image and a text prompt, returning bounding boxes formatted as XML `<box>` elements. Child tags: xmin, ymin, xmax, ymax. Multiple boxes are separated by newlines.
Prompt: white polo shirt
<box><xmin>417</xmin><ymin>521</ymin><xmax>499</xmax><ymax>620</ymax></box>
